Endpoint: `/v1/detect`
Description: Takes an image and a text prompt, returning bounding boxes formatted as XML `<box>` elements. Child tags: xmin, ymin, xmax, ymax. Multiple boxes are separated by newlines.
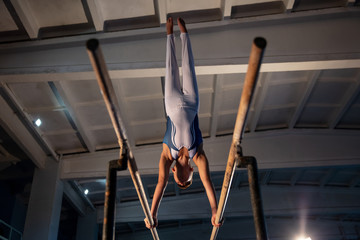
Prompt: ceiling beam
<box><xmin>349</xmin><ymin>174</ymin><xmax>360</xmax><ymax>188</ymax></box>
<box><xmin>54</xmin><ymin>81</ymin><xmax>95</xmax><ymax>152</ymax></box>
<box><xmin>10</xmin><ymin>0</ymin><xmax>39</xmax><ymax>38</ymax></box>
<box><xmin>283</xmin><ymin>0</ymin><xmax>296</xmax><ymax>10</ymax></box>
<box><xmin>1</xmin><ymin>83</ymin><xmax>59</xmax><ymax>160</ymax></box>
<box><xmin>1</xmin><ymin>59</ymin><xmax>359</xmax><ymax>85</ymax></box>
<box><xmin>209</xmin><ymin>75</ymin><xmax>223</xmax><ymax>138</ymax></box>
<box><xmin>86</xmin><ymin>0</ymin><xmax>104</xmax><ymax>31</ymax></box>
<box><xmin>289</xmin><ymin>71</ymin><xmax>320</xmax><ymax>128</ymax></box>
<box><xmin>112</xmin><ymin>80</ymin><xmax>136</xmax><ymax>148</ymax></box>
<box><xmin>0</xmin><ymin>92</ymin><xmax>47</xmax><ymax>168</ymax></box>
<box><xmin>220</xmin><ymin>0</ymin><xmax>232</xmax><ymax>19</ymax></box>
<box><xmin>63</xmin><ymin>181</ymin><xmax>89</xmax><ymax>216</ymax></box>
<box><xmin>154</xmin><ymin>0</ymin><xmax>167</xmax><ymax>25</ymax></box>
<box><xmin>319</xmin><ymin>168</ymin><xmax>337</xmax><ymax>187</ymax></box>
<box><xmin>250</xmin><ymin>73</ymin><xmax>272</xmax><ymax>132</ymax></box>
<box><xmin>0</xmin><ymin>9</ymin><xmax>359</xmax><ymax>76</ymax></box>
<box><xmin>0</xmin><ymin>145</ymin><xmax>20</xmax><ymax>164</ymax></box>
<box><xmin>290</xmin><ymin>169</ymin><xmax>304</xmax><ymax>186</ymax></box>
<box><xmin>61</xmin><ymin>129</ymin><xmax>360</xmax><ymax>179</ymax></box>
<box><xmin>329</xmin><ymin>70</ymin><xmax>360</xmax><ymax>128</ymax></box>
<box><xmin>0</xmin><ymin>6</ymin><xmax>357</xmax><ymax>50</ymax></box>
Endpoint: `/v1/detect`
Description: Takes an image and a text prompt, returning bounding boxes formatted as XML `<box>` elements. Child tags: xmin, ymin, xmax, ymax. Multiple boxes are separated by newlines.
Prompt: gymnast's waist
<box><xmin>163</xmin><ymin>115</ymin><xmax>203</xmax><ymax>159</ymax></box>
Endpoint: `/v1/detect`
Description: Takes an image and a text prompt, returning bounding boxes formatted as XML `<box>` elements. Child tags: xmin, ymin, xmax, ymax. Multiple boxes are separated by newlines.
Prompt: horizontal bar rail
<box><xmin>86</xmin><ymin>39</ymin><xmax>159</xmax><ymax>240</ymax></box>
<box><xmin>210</xmin><ymin>37</ymin><xmax>267</xmax><ymax>240</ymax></box>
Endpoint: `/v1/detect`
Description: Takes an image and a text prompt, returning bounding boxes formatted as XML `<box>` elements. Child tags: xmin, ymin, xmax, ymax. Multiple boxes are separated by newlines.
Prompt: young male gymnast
<box><xmin>144</xmin><ymin>17</ymin><xmax>221</xmax><ymax>229</ymax></box>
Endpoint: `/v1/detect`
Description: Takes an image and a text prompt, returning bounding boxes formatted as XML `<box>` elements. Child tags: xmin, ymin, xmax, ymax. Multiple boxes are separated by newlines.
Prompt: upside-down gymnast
<box><xmin>144</xmin><ymin>17</ymin><xmax>221</xmax><ymax>229</ymax></box>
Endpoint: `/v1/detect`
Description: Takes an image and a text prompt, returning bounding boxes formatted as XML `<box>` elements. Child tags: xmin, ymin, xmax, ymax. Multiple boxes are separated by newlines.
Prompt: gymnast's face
<box><xmin>172</xmin><ymin>163</ymin><xmax>193</xmax><ymax>189</ymax></box>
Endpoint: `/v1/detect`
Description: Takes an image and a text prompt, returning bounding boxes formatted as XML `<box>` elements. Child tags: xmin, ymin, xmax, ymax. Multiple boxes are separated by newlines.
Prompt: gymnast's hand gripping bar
<box><xmin>210</xmin><ymin>37</ymin><xmax>267</xmax><ymax>240</ymax></box>
<box><xmin>86</xmin><ymin>39</ymin><xmax>159</xmax><ymax>240</ymax></box>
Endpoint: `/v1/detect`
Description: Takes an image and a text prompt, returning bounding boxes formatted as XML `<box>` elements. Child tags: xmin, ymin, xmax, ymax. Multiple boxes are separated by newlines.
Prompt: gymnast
<box><xmin>145</xmin><ymin>17</ymin><xmax>221</xmax><ymax>229</ymax></box>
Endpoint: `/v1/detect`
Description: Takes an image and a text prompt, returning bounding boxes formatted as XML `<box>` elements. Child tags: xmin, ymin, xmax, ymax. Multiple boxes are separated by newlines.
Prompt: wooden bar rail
<box><xmin>210</xmin><ymin>37</ymin><xmax>267</xmax><ymax>240</ymax></box>
<box><xmin>86</xmin><ymin>39</ymin><xmax>159</xmax><ymax>240</ymax></box>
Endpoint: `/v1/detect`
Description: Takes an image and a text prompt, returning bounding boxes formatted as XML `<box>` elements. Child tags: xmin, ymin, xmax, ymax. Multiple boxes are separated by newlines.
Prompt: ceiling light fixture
<box><xmin>84</xmin><ymin>189</ymin><xmax>89</xmax><ymax>195</ymax></box>
<box><xmin>35</xmin><ymin>118</ymin><xmax>42</xmax><ymax>127</ymax></box>
<box><xmin>296</xmin><ymin>236</ymin><xmax>311</xmax><ymax>240</ymax></box>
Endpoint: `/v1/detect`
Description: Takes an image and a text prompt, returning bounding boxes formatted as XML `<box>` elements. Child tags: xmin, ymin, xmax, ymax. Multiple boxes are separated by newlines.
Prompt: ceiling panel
<box><xmin>257</xmin><ymin>108</ymin><xmax>293</xmax><ymax>130</ymax></box>
<box><xmin>327</xmin><ymin>168</ymin><xmax>360</xmax><ymax>187</ymax></box>
<box><xmin>293</xmin><ymin>0</ymin><xmax>347</xmax><ymax>11</ymax></box>
<box><xmin>264</xmin><ymin>82</ymin><xmax>305</xmax><ymax>106</ymax></box>
<box><xmin>216</xmin><ymin>113</ymin><xmax>237</xmax><ymax>135</ymax></box>
<box><xmin>46</xmin><ymin>133</ymin><xmax>84</xmax><ymax>152</ymax></box>
<box><xmin>87</xmin><ymin>192</ymin><xmax>105</xmax><ymax>205</ymax></box>
<box><xmin>308</xmin><ymin>81</ymin><xmax>352</xmax><ymax>105</ymax></box>
<box><xmin>198</xmin><ymin>116</ymin><xmax>211</xmax><ymax>137</ymax></box>
<box><xmin>222</xmin><ymin>73</ymin><xmax>246</xmax><ymax>87</ymax></box>
<box><xmin>132</xmin><ymin>122</ymin><xmax>165</xmax><ymax>145</ymax></box>
<box><xmin>198</xmin><ymin>92</ymin><xmax>213</xmax><ymax>114</ymax></box>
<box><xmin>196</xmin><ymin>75</ymin><xmax>214</xmax><ymax>89</ymax></box>
<box><xmin>117</xmin><ymin>77</ymin><xmax>162</xmax><ymax>98</ymax></box>
<box><xmin>65</xmin><ymin>80</ymin><xmax>103</xmax><ymax>103</ymax></box>
<box><xmin>166</xmin><ymin>0</ymin><xmax>221</xmax><ymax>13</ymax></box>
<box><xmin>338</xmin><ymin>102</ymin><xmax>360</xmax><ymax>128</ymax></box>
<box><xmin>297</xmin><ymin>106</ymin><xmax>335</xmax><ymax>127</ymax></box>
<box><xmin>220</xmin><ymin>88</ymin><xmax>242</xmax><ymax>112</ymax></box>
<box><xmin>320</xmin><ymin>68</ymin><xmax>359</xmax><ymax>80</ymax></box>
<box><xmin>270</xmin><ymin>71</ymin><xmax>309</xmax><ymax>84</ymax></box>
<box><xmin>27</xmin><ymin>0</ymin><xmax>87</xmax><ymax>28</ymax></box>
<box><xmin>125</xmin><ymin>98</ymin><xmax>165</xmax><ymax>120</ymax></box>
<box><xmin>76</xmin><ymin>103</ymin><xmax>112</xmax><ymax>127</ymax></box>
<box><xmin>0</xmin><ymin>1</ymin><xmax>18</xmax><ymax>31</ymax></box>
<box><xmin>231</xmin><ymin>1</ymin><xmax>285</xmax><ymax>19</ymax></box>
<box><xmin>267</xmin><ymin>168</ymin><xmax>297</xmax><ymax>184</ymax></box>
<box><xmin>297</xmin><ymin>168</ymin><xmax>329</xmax><ymax>185</ymax></box>
<box><xmin>97</xmin><ymin>0</ymin><xmax>155</xmax><ymax>20</ymax></box>
<box><xmin>7</xmin><ymin>82</ymin><xmax>59</xmax><ymax>109</ymax></box>
<box><xmin>33</xmin><ymin>111</ymin><xmax>74</xmax><ymax>132</ymax></box>
<box><xmin>91</xmin><ymin>128</ymin><xmax>117</xmax><ymax>149</ymax></box>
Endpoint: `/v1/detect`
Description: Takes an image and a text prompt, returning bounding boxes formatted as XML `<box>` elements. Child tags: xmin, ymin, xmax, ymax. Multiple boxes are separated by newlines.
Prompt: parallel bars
<box><xmin>210</xmin><ymin>37</ymin><xmax>267</xmax><ymax>240</ymax></box>
<box><xmin>86</xmin><ymin>39</ymin><xmax>159</xmax><ymax>240</ymax></box>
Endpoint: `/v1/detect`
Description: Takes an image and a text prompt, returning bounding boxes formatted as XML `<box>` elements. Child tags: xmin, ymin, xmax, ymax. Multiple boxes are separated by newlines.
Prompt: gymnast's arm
<box><xmin>145</xmin><ymin>144</ymin><xmax>173</xmax><ymax>229</ymax></box>
<box><xmin>193</xmin><ymin>143</ymin><xmax>222</xmax><ymax>227</ymax></box>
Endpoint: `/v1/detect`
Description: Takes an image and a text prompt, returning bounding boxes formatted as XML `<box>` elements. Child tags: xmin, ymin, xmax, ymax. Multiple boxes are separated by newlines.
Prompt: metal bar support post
<box><xmin>102</xmin><ymin>149</ymin><xmax>127</xmax><ymax>240</ymax></box>
<box><xmin>210</xmin><ymin>37</ymin><xmax>267</xmax><ymax>240</ymax></box>
<box><xmin>86</xmin><ymin>39</ymin><xmax>159</xmax><ymax>240</ymax></box>
<box><xmin>236</xmin><ymin>151</ymin><xmax>268</xmax><ymax>240</ymax></box>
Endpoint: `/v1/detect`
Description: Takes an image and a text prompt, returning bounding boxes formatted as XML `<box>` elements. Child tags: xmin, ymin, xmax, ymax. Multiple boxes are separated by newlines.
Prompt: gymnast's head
<box><xmin>172</xmin><ymin>148</ymin><xmax>193</xmax><ymax>189</ymax></box>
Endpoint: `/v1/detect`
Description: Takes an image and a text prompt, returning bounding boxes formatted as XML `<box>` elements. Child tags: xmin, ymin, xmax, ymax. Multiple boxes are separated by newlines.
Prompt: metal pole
<box><xmin>86</xmin><ymin>39</ymin><xmax>159</xmax><ymax>240</ymax></box>
<box><xmin>102</xmin><ymin>160</ymin><xmax>121</xmax><ymax>240</ymax></box>
<box><xmin>236</xmin><ymin>155</ymin><xmax>268</xmax><ymax>240</ymax></box>
<box><xmin>247</xmin><ymin>157</ymin><xmax>268</xmax><ymax>240</ymax></box>
<box><xmin>101</xmin><ymin>144</ymin><xmax>128</xmax><ymax>240</ymax></box>
<box><xmin>236</xmin><ymin>156</ymin><xmax>268</xmax><ymax>240</ymax></box>
<box><xmin>210</xmin><ymin>37</ymin><xmax>266</xmax><ymax>240</ymax></box>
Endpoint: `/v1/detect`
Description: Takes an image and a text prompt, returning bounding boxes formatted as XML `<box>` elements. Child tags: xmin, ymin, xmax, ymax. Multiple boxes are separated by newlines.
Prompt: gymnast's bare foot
<box><xmin>167</xmin><ymin>17</ymin><xmax>173</xmax><ymax>35</ymax></box>
<box><xmin>177</xmin><ymin>17</ymin><xmax>187</xmax><ymax>33</ymax></box>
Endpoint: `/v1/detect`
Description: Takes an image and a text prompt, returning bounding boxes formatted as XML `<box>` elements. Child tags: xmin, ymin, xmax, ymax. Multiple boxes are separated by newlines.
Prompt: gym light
<box><xmin>296</xmin><ymin>236</ymin><xmax>311</xmax><ymax>240</ymax></box>
<box><xmin>35</xmin><ymin>118</ymin><xmax>42</xmax><ymax>127</ymax></box>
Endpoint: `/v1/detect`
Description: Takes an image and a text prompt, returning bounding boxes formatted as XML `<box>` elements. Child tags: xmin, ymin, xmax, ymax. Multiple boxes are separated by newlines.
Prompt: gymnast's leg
<box><xmin>165</xmin><ymin>17</ymin><xmax>182</xmax><ymax>115</ymax></box>
<box><xmin>179</xmin><ymin>18</ymin><xmax>199</xmax><ymax>111</ymax></box>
